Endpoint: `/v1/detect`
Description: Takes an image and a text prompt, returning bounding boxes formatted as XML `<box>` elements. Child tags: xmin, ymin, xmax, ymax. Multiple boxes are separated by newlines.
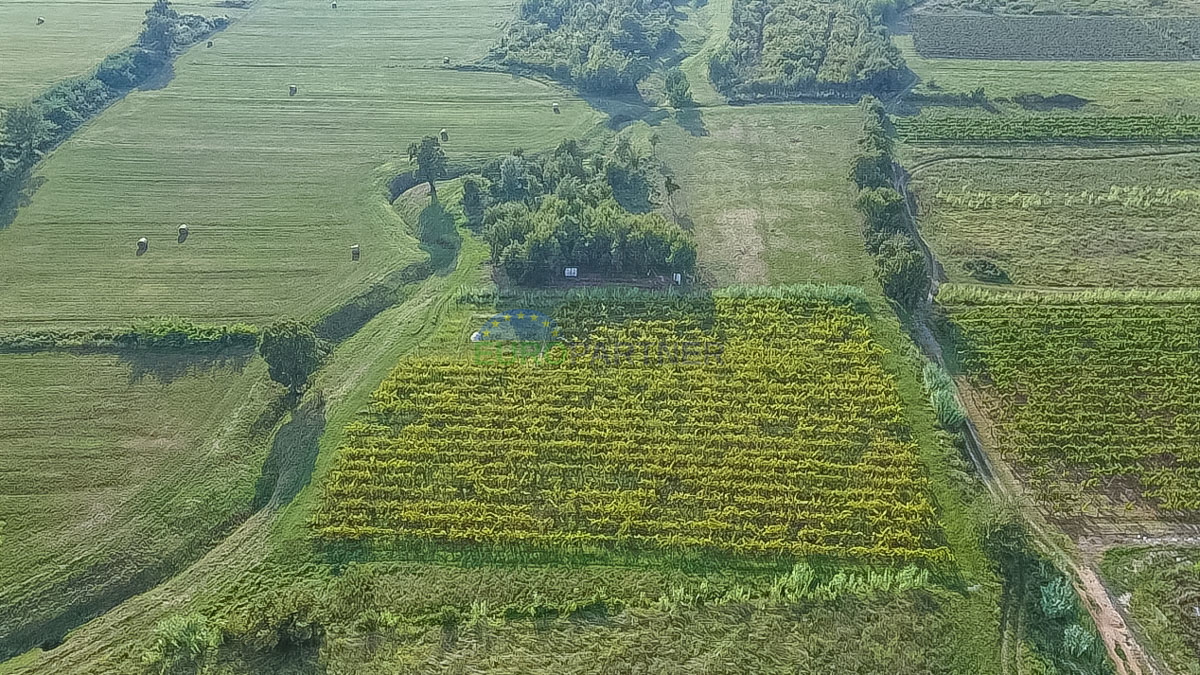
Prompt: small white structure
<box><xmin>673</xmin><ymin>273</ymin><xmax>682</xmax><ymax>285</ymax></box>
<box><xmin>350</xmin><ymin>243</ymin><xmax>361</xmax><ymax>261</ymax></box>
<box><xmin>136</xmin><ymin>237</ymin><xmax>149</xmax><ymax>254</ymax></box>
<box><xmin>439</xmin><ymin>128</ymin><xmax>449</xmax><ymax>141</ymax></box>
<box><xmin>552</xmin><ymin>101</ymin><xmax>560</xmax><ymax>114</ymax></box>
<box><xmin>331</xmin><ymin>0</ymin><xmax>337</xmax><ymax>7</ymax></box>
<box><xmin>289</xmin><ymin>84</ymin><xmax>298</xmax><ymax>96</ymax></box>
<box><xmin>564</xmin><ymin>267</ymin><xmax>578</xmax><ymax>278</ymax></box>
<box><xmin>178</xmin><ymin>224</ymin><xmax>189</xmax><ymax>242</ymax></box>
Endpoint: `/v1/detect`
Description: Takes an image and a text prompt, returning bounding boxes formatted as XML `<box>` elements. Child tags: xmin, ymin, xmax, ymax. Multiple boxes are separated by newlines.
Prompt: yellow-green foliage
<box><xmin>315</xmin><ymin>297</ymin><xmax>948</xmax><ymax>563</ymax></box>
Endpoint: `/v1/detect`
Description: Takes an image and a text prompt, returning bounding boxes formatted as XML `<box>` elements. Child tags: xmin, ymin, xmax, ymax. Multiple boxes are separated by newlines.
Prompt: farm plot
<box><xmin>911</xmin><ymin>14</ymin><xmax>1200</xmax><ymax>61</ymax></box>
<box><xmin>896</xmin><ymin>35</ymin><xmax>1200</xmax><ymax>116</ymax></box>
<box><xmin>315</xmin><ymin>294</ymin><xmax>948</xmax><ymax>564</ymax></box>
<box><xmin>911</xmin><ymin>153</ymin><xmax>1200</xmax><ymax>287</ymax></box>
<box><xmin>0</xmin><ymin>0</ymin><xmax>601</xmax><ymax>329</ymax></box>
<box><xmin>913</xmin><ymin>0</ymin><xmax>1200</xmax><ymax>14</ymax></box>
<box><xmin>942</xmin><ymin>289</ymin><xmax>1200</xmax><ymax>514</ymax></box>
<box><xmin>894</xmin><ymin>111</ymin><xmax>1200</xmax><ymax>143</ymax></box>
<box><xmin>1101</xmin><ymin>547</ymin><xmax>1200</xmax><ymax>675</ymax></box>
<box><xmin>0</xmin><ymin>350</ymin><xmax>276</xmax><ymax>657</ymax></box>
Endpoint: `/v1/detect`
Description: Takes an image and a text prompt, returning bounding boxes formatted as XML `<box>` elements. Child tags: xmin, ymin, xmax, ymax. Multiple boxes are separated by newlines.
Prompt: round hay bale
<box><xmin>178</xmin><ymin>224</ymin><xmax>189</xmax><ymax>243</ymax></box>
<box><xmin>37</xmin><ymin>16</ymin><xmax>45</xmax><ymax>25</ymax></box>
<box><xmin>552</xmin><ymin>101</ymin><xmax>560</xmax><ymax>113</ymax></box>
<box><xmin>289</xmin><ymin>84</ymin><xmax>298</xmax><ymax>96</ymax></box>
<box><xmin>439</xmin><ymin>128</ymin><xmax>449</xmax><ymax>141</ymax></box>
<box><xmin>350</xmin><ymin>243</ymin><xmax>360</xmax><ymax>261</ymax></box>
<box><xmin>136</xmin><ymin>237</ymin><xmax>149</xmax><ymax>254</ymax></box>
<box><xmin>207</xmin><ymin>40</ymin><xmax>213</xmax><ymax>48</ymax></box>
<box><xmin>443</xmin><ymin>56</ymin><xmax>450</xmax><ymax>65</ymax></box>
<box><xmin>331</xmin><ymin>0</ymin><xmax>337</xmax><ymax>7</ymax></box>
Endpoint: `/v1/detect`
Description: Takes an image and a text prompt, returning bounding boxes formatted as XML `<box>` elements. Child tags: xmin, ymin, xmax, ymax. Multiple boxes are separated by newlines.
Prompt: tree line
<box><xmin>0</xmin><ymin>1</ymin><xmax>226</xmax><ymax>199</ymax></box>
<box><xmin>447</xmin><ymin>138</ymin><xmax>695</xmax><ymax>284</ymax></box>
<box><xmin>850</xmin><ymin>96</ymin><xmax>928</xmax><ymax>309</ymax></box>
<box><xmin>488</xmin><ymin>0</ymin><xmax>677</xmax><ymax>94</ymax></box>
<box><xmin>710</xmin><ymin>0</ymin><xmax>907</xmax><ymax>101</ymax></box>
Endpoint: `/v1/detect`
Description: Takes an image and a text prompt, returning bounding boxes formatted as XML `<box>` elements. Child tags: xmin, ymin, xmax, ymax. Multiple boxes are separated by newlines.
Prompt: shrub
<box><xmin>141</xmin><ymin>613</ymin><xmax>222</xmax><ymax>675</ymax></box>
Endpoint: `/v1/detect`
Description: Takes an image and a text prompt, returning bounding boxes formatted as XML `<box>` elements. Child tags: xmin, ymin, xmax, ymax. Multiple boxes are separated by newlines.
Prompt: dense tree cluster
<box><xmin>0</xmin><ymin>1</ymin><xmax>224</xmax><ymax>198</ymax></box>
<box><xmin>710</xmin><ymin>0</ymin><xmax>906</xmax><ymax>101</ymax></box>
<box><xmin>471</xmin><ymin>139</ymin><xmax>696</xmax><ymax>284</ymax></box>
<box><xmin>490</xmin><ymin>0</ymin><xmax>677</xmax><ymax>94</ymax></box>
<box><xmin>850</xmin><ymin>97</ymin><xmax>928</xmax><ymax>309</ymax></box>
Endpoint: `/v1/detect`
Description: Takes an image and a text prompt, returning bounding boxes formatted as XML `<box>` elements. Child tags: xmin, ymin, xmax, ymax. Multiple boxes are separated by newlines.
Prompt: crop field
<box><xmin>315</xmin><ymin>294</ymin><xmax>947</xmax><ymax>563</ymax></box>
<box><xmin>911</xmin><ymin>14</ymin><xmax>1200</xmax><ymax>61</ymax></box>
<box><xmin>910</xmin><ymin>153</ymin><xmax>1200</xmax><ymax>287</ymax></box>
<box><xmin>896</xmin><ymin>35</ymin><xmax>1200</xmax><ymax>116</ymax></box>
<box><xmin>0</xmin><ymin>350</ymin><xmax>276</xmax><ymax>655</ymax></box>
<box><xmin>0</xmin><ymin>0</ymin><xmax>602</xmax><ymax>329</ymax></box>
<box><xmin>942</xmin><ymin>289</ymin><xmax>1200</xmax><ymax>513</ymax></box>
<box><xmin>913</xmin><ymin>0</ymin><xmax>1200</xmax><ymax>14</ymax></box>
<box><xmin>643</xmin><ymin>105</ymin><xmax>873</xmax><ymax>287</ymax></box>
<box><xmin>1102</xmin><ymin>547</ymin><xmax>1200</xmax><ymax>675</ymax></box>
<box><xmin>894</xmin><ymin>112</ymin><xmax>1200</xmax><ymax>143</ymax></box>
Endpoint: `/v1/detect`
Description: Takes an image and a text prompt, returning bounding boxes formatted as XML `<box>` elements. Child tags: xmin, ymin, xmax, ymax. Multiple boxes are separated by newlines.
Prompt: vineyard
<box><xmin>942</xmin><ymin>290</ymin><xmax>1200</xmax><ymax>512</ymax></box>
<box><xmin>315</xmin><ymin>294</ymin><xmax>948</xmax><ymax>564</ymax></box>
<box><xmin>911</xmin><ymin>14</ymin><xmax>1200</xmax><ymax>61</ymax></box>
<box><xmin>894</xmin><ymin>113</ymin><xmax>1200</xmax><ymax>143</ymax></box>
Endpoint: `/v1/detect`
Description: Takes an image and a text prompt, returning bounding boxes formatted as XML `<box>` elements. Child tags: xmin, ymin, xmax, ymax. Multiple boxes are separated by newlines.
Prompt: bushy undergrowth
<box><xmin>0</xmin><ymin>318</ymin><xmax>257</xmax><ymax>353</ymax></box>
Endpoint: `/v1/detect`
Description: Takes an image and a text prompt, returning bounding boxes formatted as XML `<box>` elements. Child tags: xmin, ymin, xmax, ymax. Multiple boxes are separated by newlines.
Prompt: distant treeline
<box><xmin>489</xmin><ymin>0</ymin><xmax>677</xmax><ymax>94</ymax></box>
<box><xmin>466</xmin><ymin>139</ymin><xmax>696</xmax><ymax>284</ymax></box>
<box><xmin>0</xmin><ymin>1</ymin><xmax>226</xmax><ymax>200</ymax></box>
<box><xmin>710</xmin><ymin>0</ymin><xmax>907</xmax><ymax>101</ymax></box>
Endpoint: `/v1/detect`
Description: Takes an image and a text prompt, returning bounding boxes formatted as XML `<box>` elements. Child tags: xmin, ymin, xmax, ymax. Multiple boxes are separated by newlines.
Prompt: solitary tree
<box><xmin>664</xmin><ymin>68</ymin><xmax>694</xmax><ymax>108</ymax></box>
<box><xmin>664</xmin><ymin>175</ymin><xmax>681</xmax><ymax>222</ymax></box>
<box><xmin>258</xmin><ymin>320</ymin><xmax>323</xmax><ymax>394</ymax></box>
<box><xmin>408</xmin><ymin>135</ymin><xmax>447</xmax><ymax>197</ymax></box>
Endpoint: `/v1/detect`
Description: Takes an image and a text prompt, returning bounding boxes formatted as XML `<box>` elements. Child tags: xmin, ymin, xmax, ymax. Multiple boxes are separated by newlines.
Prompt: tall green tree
<box><xmin>407</xmin><ymin>135</ymin><xmax>447</xmax><ymax>197</ymax></box>
<box><xmin>664</xmin><ymin>68</ymin><xmax>694</xmax><ymax>108</ymax></box>
<box><xmin>1</xmin><ymin>104</ymin><xmax>53</xmax><ymax>163</ymax></box>
<box><xmin>258</xmin><ymin>320</ymin><xmax>323</xmax><ymax>394</ymax></box>
<box><xmin>461</xmin><ymin>175</ymin><xmax>489</xmax><ymax>227</ymax></box>
<box><xmin>140</xmin><ymin>0</ymin><xmax>180</xmax><ymax>56</ymax></box>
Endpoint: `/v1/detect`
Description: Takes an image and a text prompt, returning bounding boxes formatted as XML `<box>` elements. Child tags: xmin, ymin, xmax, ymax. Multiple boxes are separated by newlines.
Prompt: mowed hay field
<box><xmin>0</xmin><ymin>0</ymin><xmax>145</xmax><ymax>103</ymax></box>
<box><xmin>911</xmin><ymin>152</ymin><xmax>1200</xmax><ymax>287</ymax></box>
<box><xmin>0</xmin><ymin>351</ymin><xmax>278</xmax><ymax>655</ymax></box>
<box><xmin>0</xmin><ymin>0</ymin><xmax>602</xmax><ymax>329</ymax></box>
<box><xmin>897</xmin><ymin>35</ymin><xmax>1200</xmax><ymax>116</ymax></box>
<box><xmin>648</xmin><ymin>105</ymin><xmax>872</xmax><ymax>287</ymax></box>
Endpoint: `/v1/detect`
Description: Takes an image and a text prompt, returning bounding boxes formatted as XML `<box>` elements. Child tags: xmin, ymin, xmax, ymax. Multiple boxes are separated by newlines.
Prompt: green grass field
<box><xmin>0</xmin><ymin>0</ymin><xmax>239</xmax><ymax>105</ymax></box>
<box><xmin>0</xmin><ymin>0</ymin><xmax>602</xmax><ymax>330</ymax></box>
<box><xmin>897</xmin><ymin>35</ymin><xmax>1200</xmax><ymax>116</ymax></box>
<box><xmin>0</xmin><ymin>0</ymin><xmax>146</xmax><ymax>104</ymax></box>
<box><xmin>641</xmin><ymin>104</ymin><xmax>872</xmax><ymax>288</ymax></box>
<box><xmin>911</xmin><ymin>152</ymin><xmax>1200</xmax><ymax>287</ymax></box>
<box><xmin>0</xmin><ymin>350</ymin><xmax>279</xmax><ymax>657</ymax></box>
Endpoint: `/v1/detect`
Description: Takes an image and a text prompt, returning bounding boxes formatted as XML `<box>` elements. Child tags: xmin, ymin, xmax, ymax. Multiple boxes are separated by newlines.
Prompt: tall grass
<box><xmin>938</xmin><ymin>284</ymin><xmax>1200</xmax><ymax>306</ymax></box>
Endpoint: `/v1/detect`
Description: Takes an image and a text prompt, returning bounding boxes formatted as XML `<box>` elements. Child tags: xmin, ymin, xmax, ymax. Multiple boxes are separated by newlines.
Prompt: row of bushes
<box><xmin>850</xmin><ymin>97</ymin><xmax>929</xmax><ymax>310</ymax></box>
<box><xmin>1</xmin><ymin>1</ymin><xmax>226</xmax><ymax>201</ymax></box>
<box><xmin>0</xmin><ymin>318</ymin><xmax>258</xmax><ymax>353</ymax></box>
